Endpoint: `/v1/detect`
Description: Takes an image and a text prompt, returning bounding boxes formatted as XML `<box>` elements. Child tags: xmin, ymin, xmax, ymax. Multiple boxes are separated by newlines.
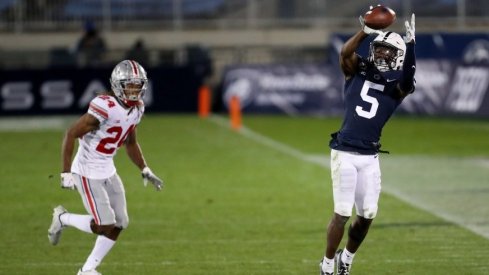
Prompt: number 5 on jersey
<box><xmin>356</xmin><ymin>80</ymin><xmax>384</xmax><ymax>119</ymax></box>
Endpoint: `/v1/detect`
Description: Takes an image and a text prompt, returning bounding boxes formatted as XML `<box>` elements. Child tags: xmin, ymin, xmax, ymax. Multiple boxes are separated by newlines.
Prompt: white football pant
<box><xmin>330</xmin><ymin>149</ymin><xmax>381</xmax><ymax>219</ymax></box>
<box><xmin>73</xmin><ymin>173</ymin><xmax>129</xmax><ymax>228</ymax></box>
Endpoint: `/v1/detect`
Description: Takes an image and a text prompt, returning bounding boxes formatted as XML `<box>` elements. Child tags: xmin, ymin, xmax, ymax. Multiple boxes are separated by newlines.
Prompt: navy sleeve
<box><xmin>399</xmin><ymin>43</ymin><xmax>416</xmax><ymax>94</ymax></box>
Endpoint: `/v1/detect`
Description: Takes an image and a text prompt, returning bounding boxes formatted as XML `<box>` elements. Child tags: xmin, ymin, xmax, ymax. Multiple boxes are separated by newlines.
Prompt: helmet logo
<box><xmin>129</xmin><ymin>60</ymin><xmax>140</xmax><ymax>77</ymax></box>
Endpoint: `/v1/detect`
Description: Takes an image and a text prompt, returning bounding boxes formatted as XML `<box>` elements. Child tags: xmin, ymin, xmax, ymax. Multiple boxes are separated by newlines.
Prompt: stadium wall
<box><xmin>0</xmin><ymin>29</ymin><xmax>330</xmax><ymax>51</ymax></box>
<box><xmin>0</xmin><ymin>65</ymin><xmax>204</xmax><ymax>116</ymax></box>
<box><xmin>2</xmin><ymin>32</ymin><xmax>489</xmax><ymax>117</ymax></box>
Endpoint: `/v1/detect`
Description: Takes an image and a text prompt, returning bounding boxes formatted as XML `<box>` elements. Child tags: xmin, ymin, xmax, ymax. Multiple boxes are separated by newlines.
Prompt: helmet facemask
<box><xmin>112</xmin><ymin>78</ymin><xmax>147</xmax><ymax>107</ymax></box>
<box><xmin>370</xmin><ymin>42</ymin><xmax>402</xmax><ymax>72</ymax></box>
<box><xmin>368</xmin><ymin>32</ymin><xmax>406</xmax><ymax>72</ymax></box>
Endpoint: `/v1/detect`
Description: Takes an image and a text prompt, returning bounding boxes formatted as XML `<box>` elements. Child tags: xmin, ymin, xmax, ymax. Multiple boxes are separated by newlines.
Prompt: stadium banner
<box><xmin>328</xmin><ymin>33</ymin><xmax>489</xmax><ymax>60</ymax></box>
<box><xmin>221</xmin><ymin>61</ymin><xmax>489</xmax><ymax>117</ymax></box>
<box><xmin>221</xmin><ymin>64</ymin><xmax>344</xmax><ymax>116</ymax></box>
<box><xmin>0</xmin><ymin>65</ymin><xmax>203</xmax><ymax>116</ymax></box>
<box><xmin>400</xmin><ymin>60</ymin><xmax>489</xmax><ymax>117</ymax></box>
<box><xmin>221</xmin><ymin>33</ymin><xmax>489</xmax><ymax>117</ymax></box>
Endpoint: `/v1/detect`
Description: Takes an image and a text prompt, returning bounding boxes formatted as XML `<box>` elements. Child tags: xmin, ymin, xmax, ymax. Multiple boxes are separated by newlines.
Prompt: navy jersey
<box><xmin>330</xmin><ymin>57</ymin><xmax>405</xmax><ymax>154</ymax></box>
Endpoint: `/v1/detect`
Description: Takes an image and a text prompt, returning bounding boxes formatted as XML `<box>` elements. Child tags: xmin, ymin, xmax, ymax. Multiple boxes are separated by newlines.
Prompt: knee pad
<box><xmin>360</xmin><ymin>206</ymin><xmax>378</xmax><ymax>219</ymax></box>
<box><xmin>334</xmin><ymin>203</ymin><xmax>353</xmax><ymax>217</ymax></box>
<box><xmin>117</xmin><ymin>216</ymin><xmax>129</xmax><ymax>229</ymax></box>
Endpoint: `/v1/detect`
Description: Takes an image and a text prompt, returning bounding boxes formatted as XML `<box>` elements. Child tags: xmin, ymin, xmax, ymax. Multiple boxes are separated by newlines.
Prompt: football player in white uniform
<box><xmin>48</xmin><ymin>60</ymin><xmax>163</xmax><ymax>275</ymax></box>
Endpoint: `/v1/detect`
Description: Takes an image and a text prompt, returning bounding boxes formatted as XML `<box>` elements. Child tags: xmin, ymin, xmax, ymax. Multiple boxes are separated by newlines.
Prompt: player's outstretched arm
<box><xmin>403</xmin><ymin>14</ymin><xmax>415</xmax><ymax>44</ymax></box>
<box><xmin>125</xmin><ymin>128</ymin><xmax>163</xmax><ymax>191</ymax></box>
<box><xmin>340</xmin><ymin>13</ymin><xmax>383</xmax><ymax>79</ymax></box>
<box><xmin>359</xmin><ymin>13</ymin><xmax>384</xmax><ymax>36</ymax></box>
<box><xmin>340</xmin><ymin>31</ymin><xmax>367</xmax><ymax>79</ymax></box>
<box><xmin>398</xmin><ymin>14</ymin><xmax>416</xmax><ymax>97</ymax></box>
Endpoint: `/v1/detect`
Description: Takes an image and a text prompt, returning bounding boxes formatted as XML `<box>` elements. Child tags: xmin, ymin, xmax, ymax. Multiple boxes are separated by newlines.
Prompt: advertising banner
<box><xmin>0</xmin><ymin>65</ymin><xmax>203</xmax><ymax>116</ymax></box>
<box><xmin>221</xmin><ymin>33</ymin><xmax>489</xmax><ymax>117</ymax></box>
<box><xmin>221</xmin><ymin>64</ymin><xmax>344</xmax><ymax>116</ymax></box>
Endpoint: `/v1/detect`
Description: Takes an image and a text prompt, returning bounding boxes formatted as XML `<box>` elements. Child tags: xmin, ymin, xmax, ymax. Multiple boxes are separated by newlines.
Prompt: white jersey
<box><xmin>71</xmin><ymin>95</ymin><xmax>144</xmax><ymax>179</ymax></box>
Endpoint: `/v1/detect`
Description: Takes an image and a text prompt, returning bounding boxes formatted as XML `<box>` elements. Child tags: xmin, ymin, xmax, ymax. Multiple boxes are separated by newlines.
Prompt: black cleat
<box><xmin>335</xmin><ymin>249</ymin><xmax>351</xmax><ymax>275</ymax></box>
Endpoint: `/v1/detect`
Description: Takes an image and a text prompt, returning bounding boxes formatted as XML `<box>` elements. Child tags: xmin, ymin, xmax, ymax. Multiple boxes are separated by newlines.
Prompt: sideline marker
<box><xmin>230</xmin><ymin>96</ymin><xmax>242</xmax><ymax>130</ymax></box>
<box><xmin>198</xmin><ymin>85</ymin><xmax>211</xmax><ymax>118</ymax></box>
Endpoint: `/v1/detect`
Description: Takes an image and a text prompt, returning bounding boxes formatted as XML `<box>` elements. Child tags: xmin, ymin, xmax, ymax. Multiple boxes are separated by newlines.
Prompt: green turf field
<box><xmin>1</xmin><ymin>114</ymin><xmax>488</xmax><ymax>274</ymax></box>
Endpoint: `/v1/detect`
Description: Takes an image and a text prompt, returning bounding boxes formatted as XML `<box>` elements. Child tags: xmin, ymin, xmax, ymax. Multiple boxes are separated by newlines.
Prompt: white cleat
<box><xmin>47</xmin><ymin>205</ymin><xmax>67</xmax><ymax>245</ymax></box>
<box><xmin>77</xmin><ymin>269</ymin><xmax>102</xmax><ymax>275</ymax></box>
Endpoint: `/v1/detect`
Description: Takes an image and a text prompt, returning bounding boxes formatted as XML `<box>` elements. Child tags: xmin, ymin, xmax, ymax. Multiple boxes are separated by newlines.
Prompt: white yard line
<box><xmin>0</xmin><ymin>116</ymin><xmax>76</xmax><ymax>131</ymax></box>
<box><xmin>209</xmin><ymin>115</ymin><xmax>489</xmax><ymax>240</ymax></box>
<box><xmin>474</xmin><ymin>158</ymin><xmax>489</xmax><ymax>169</ymax></box>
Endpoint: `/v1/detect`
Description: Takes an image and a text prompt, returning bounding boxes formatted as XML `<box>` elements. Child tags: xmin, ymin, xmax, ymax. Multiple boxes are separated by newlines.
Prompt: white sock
<box><xmin>82</xmin><ymin>235</ymin><xmax>116</xmax><ymax>271</ymax></box>
<box><xmin>341</xmin><ymin>248</ymin><xmax>355</xmax><ymax>264</ymax></box>
<box><xmin>321</xmin><ymin>256</ymin><xmax>334</xmax><ymax>273</ymax></box>
<box><xmin>60</xmin><ymin>213</ymin><xmax>93</xmax><ymax>234</ymax></box>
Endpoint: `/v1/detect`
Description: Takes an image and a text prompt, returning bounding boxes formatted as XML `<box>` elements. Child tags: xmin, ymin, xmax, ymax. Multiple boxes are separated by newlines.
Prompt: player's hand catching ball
<box><xmin>404</xmin><ymin>13</ymin><xmax>416</xmax><ymax>43</ymax></box>
<box><xmin>359</xmin><ymin>14</ymin><xmax>383</xmax><ymax>35</ymax></box>
<box><xmin>60</xmin><ymin>172</ymin><xmax>76</xmax><ymax>190</ymax></box>
<box><xmin>142</xmin><ymin>167</ymin><xmax>163</xmax><ymax>191</ymax></box>
<box><xmin>360</xmin><ymin>5</ymin><xmax>396</xmax><ymax>35</ymax></box>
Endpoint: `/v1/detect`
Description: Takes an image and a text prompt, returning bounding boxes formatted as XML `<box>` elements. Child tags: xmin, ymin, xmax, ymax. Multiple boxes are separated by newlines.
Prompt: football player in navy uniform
<box><xmin>319</xmin><ymin>14</ymin><xmax>416</xmax><ymax>275</ymax></box>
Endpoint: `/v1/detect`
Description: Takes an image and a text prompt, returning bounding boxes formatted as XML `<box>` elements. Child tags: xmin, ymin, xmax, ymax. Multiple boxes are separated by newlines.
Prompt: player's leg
<box><xmin>346</xmin><ymin>216</ymin><xmax>373</xmax><ymax>254</ymax></box>
<box><xmin>338</xmin><ymin>154</ymin><xmax>381</xmax><ymax>271</ymax></box>
<box><xmin>79</xmin><ymin>174</ymin><xmax>128</xmax><ymax>273</ymax></box>
<box><xmin>57</xmin><ymin>174</ymin><xmax>98</xmax><ymax>234</ymax></box>
<box><xmin>321</xmin><ymin>213</ymin><xmax>349</xmax><ymax>275</ymax></box>
<box><xmin>107</xmin><ymin>174</ymin><xmax>129</xmax><ymax>233</ymax></box>
<box><xmin>349</xmin><ymin>153</ymin><xmax>381</xmax><ymax>251</ymax></box>
<box><xmin>328</xmin><ymin>150</ymin><xmax>359</xmax><ymax>257</ymax></box>
<box><xmin>80</xmin><ymin>233</ymin><xmax>116</xmax><ymax>274</ymax></box>
<box><xmin>47</xmin><ymin>174</ymin><xmax>95</xmax><ymax>246</ymax></box>
<box><xmin>75</xmin><ymin>176</ymin><xmax>118</xmax><ymax>273</ymax></box>
<box><xmin>354</xmin><ymin>154</ymin><xmax>381</xmax><ymax>221</ymax></box>
<box><xmin>320</xmin><ymin>150</ymin><xmax>358</xmax><ymax>274</ymax></box>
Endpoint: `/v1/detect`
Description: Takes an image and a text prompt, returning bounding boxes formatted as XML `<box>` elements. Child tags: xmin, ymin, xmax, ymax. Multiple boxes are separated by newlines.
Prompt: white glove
<box><xmin>141</xmin><ymin>167</ymin><xmax>163</xmax><ymax>191</ymax></box>
<box><xmin>359</xmin><ymin>8</ymin><xmax>383</xmax><ymax>35</ymax></box>
<box><xmin>404</xmin><ymin>13</ymin><xmax>415</xmax><ymax>43</ymax></box>
<box><xmin>60</xmin><ymin>172</ymin><xmax>76</xmax><ymax>190</ymax></box>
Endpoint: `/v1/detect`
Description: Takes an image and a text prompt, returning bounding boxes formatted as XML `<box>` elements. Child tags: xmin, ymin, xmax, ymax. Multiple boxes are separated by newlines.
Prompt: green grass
<box><xmin>0</xmin><ymin>114</ymin><xmax>488</xmax><ymax>274</ymax></box>
<box><xmin>242</xmin><ymin>115</ymin><xmax>489</xmax><ymax>156</ymax></box>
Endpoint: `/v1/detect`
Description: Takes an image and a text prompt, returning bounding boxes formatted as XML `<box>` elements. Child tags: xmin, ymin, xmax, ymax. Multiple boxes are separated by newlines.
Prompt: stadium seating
<box><xmin>0</xmin><ymin>0</ymin><xmax>15</xmax><ymax>11</ymax></box>
<box><xmin>63</xmin><ymin>0</ymin><xmax>227</xmax><ymax>19</ymax></box>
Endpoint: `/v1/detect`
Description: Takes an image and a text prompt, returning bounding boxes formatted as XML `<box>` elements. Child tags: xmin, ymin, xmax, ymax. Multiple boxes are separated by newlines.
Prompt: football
<box><xmin>364</xmin><ymin>5</ymin><xmax>396</xmax><ymax>30</ymax></box>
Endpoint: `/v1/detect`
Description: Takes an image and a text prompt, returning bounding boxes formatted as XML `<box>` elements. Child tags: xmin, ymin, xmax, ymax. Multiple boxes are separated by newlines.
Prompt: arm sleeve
<box><xmin>87</xmin><ymin>96</ymin><xmax>109</xmax><ymax>123</ymax></box>
<box><xmin>399</xmin><ymin>43</ymin><xmax>416</xmax><ymax>94</ymax></box>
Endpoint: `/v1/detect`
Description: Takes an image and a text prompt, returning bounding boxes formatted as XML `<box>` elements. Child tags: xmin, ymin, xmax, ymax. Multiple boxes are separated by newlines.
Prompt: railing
<box><xmin>0</xmin><ymin>0</ymin><xmax>488</xmax><ymax>33</ymax></box>
<box><xmin>0</xmin><ymin>0</ymin><xmax>487</xmax><ymax>71</ymax></box>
